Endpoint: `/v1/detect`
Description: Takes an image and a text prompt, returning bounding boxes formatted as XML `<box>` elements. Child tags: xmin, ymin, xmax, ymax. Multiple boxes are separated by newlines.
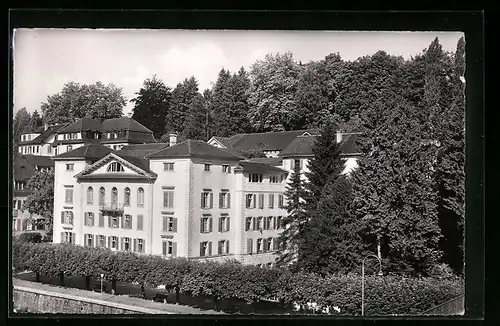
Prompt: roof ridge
<box><xmin>230</xmin><ymin>129</ymin><xmax>311</xmax><ymax>138</ymax></box>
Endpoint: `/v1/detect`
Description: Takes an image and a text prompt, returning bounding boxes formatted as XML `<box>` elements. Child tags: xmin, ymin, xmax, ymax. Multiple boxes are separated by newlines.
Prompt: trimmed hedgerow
<box><xmin>11</xmin><ymin>241</ymin><xmax>464</xmax><ymax>315</ymax></box>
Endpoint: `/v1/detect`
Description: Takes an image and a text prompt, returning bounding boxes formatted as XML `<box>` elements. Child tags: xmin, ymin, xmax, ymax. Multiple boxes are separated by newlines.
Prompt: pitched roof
<box><xmin>211</xmin><ymin>136</ymin><xmax>232</xmax><ymax>148</ymax></box>
<box><xmin>22</xmin><ymin>155</ymin><xmax>54</xmax><ymax>168</ymax></box>
<box><xmin>58</xmin><ymin>118</ymin><xmax>103</xmax><ymax>133</ymax></box>
<box><xmin>21</xmin><ymin>125</ymin><xmax>45</xmax><ymax>134</ymax></box>
<box><xmin>245</xmin><ymin>157</ymin><xmax>283</xmax><ymax>166</ymax></box>
<box><xmin>13</xmin><ymin>154</ymin><xmax>37</xmax><ymax>181</ymax></box>
<box><xmin>118</xmin><ymin>143</ymin><xmax>170</xmax><ymax>158</ymax></box>
<box><xmin>113</xmin><ymin>152</ymin><xmax>157</xmax><ymax>176</ymax></box>
<box><xmin>146</xmin><ymin>140</ymin><xmax>244</xmax><ymax>160</ymax></box>
<box><xmin>101</xmin><ymin>117</ymin><xmax>153</xmax><ymax>133</ymax></box>
<box><xmin>53</xmin><ymin>144</ymin><xmax>113</xmax><ymax>161</ymax></box>
<box><xmin>227</xmin><ymin>129</ymin><xmax>321</xmax><ymax>151</ymax></box>
<box><xmin>236</xmin><ymin>161</ymin><xmax>288</xmax><ymax>174</ymax></box>
<box><xmin>279</xmin><ymin>135</ymin><xmax>317</xmax><ymax>158</ymax></box>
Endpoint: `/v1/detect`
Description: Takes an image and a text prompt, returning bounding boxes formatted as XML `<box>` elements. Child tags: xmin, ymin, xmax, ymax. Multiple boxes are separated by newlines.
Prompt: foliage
<box><xmin>13</xmin><ymin>107</ymin><xmax>31</xmax><ymax>147</ymax></box>
<box><xmin>41</xmin><ymin>81</ymin><xmax>126</xmax><ymax>125</ymax></box>
<box><xmin>23</xmin><ymin>169</ymin><xmax>54</xmax><ymax>238</ymax></box>
<box><xmin>130</xmin><ymin>75</ymin><xmax>172</xmax><ymax>139</ymax></box>
<box><xmin>27</xmin><ymin>110</ymin><xmax>43</xmax><ymax>132</ymax></box>
<box><xmin>18</xmin><ymin>232</ymin><xmax>42</xmax><ymax>243</ymax></box>
<box><xmin>235</xmin><ymin>149</ymin><xmax>267</xmax><ymax>159</ymax></box>
<box><xmin>11</xmin><ymin>240</ymin><xmax>464</xmax><ymax>315</ymax></box>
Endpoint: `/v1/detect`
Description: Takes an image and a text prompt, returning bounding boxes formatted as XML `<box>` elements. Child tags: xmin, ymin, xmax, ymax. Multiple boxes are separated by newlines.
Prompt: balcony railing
<box><xmin>99</xmin><ymin>202</ymin><xmax>124</xmax><ymax>213</ymax></box>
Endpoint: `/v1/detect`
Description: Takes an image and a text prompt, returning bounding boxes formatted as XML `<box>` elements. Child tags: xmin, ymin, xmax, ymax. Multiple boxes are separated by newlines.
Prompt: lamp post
<box><xmin>361</xmin><ymin>254</ymin><xmax>383</xmax><ymax>316</ymax></box>
<box><xmin>100</xmin><ymin>274</ymin><xmax>104</xmax><ymax>294</ymax></box>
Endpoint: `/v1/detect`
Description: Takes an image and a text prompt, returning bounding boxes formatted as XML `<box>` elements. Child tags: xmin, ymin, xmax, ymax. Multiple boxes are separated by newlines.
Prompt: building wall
<box><xmin>12</xmin><ymin>196</ymin><xmax>47</xmax><ymax>238</ymax></box>
<box><xmin>56</xmin><ymin>143</ymin><xmax>85</xmax><ymax>156</ymax></box>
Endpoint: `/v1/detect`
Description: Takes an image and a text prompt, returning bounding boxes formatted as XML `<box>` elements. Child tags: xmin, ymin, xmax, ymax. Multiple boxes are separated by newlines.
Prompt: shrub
<box><xmin>18</xmin><ymin>232</ymin><xmax>42</xmax><ymax>243</ymax></box>
<box><xmin>11</xmin><ymin>241</ymin><xmax>464</xmax><ymax>315</ymax></box>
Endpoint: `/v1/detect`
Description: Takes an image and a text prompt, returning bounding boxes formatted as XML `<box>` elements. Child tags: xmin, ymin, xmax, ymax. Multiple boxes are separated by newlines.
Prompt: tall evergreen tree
<box><xmin>209</xmin><ymin>69</ymin><xmax>233</xmax><ymax>136</ymax></box>
<box><xmin>13</xmin><ymin>107</ymin><xmax>31</xmax><ymax>144</ymax></box>
<box><xmin>27</xmin><ymin>110</ymin><xmax>43</xmax><ymax>132</ymax></box>
<box><xmin>166</xmin><ymin>76</ymin><xmax>203</xmax><ymax>135</ymax></box>
<box><xmin>182</xmin><ymin>93</ymin><xmax>207</xmax><ymax>141</ymax></box>
<box><xmin>276</xmin><ymin>163</ymin><xmax>308</xmax><ymax>266</ymax></box>
<box><xmin>131</xmin><ymin>75</ymin><xmax>172</xmax><ymax>139</ymax></box>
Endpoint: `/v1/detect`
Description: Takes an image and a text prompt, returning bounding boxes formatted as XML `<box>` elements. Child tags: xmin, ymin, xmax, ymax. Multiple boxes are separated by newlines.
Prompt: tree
<box><xmin>41</xmin><ymin>81</ymin><xmax>126</xmax><ymax>125</ymax></box>
<box><xmin>27</xmin><ymin>110</ymin><xmax>43</xmax><ymax>132</ymax></box>
<box><xmin>435</xmin><ymin>37</ymin><xmax>466</xmax><ymax>274</ymax></box>
<box><xmin>182</xmin><ymin>93</ymin><xmax>207</xmax><ymax>141</ymax></box>
<box><xmin>131</xmin><ymin>75</ymin><xmax>172</xmax><ymax>139</ymax></box>
<box><xmin>248</xmin><ymin>52</ymin><xmax>302</xmax><ymax>132</ymax></box>
<box><xmin>276</xmin><ymin>163</ymin><xmax>308</xmax><ymax>266</ymax></box>
<box><xmin>350</xmin><ymin>97</ymin><xmax>442</xmax><ymax>275</ymax></box>
<box><xmin>209</xmin><ymin>68</ymin><xmax>233</xmax><ymax>136</ymax></box>
<box><xmin>298</xmin><ymin>176</ymin><xmax>365</xmax><ymax>275</ymax></box>
<box><xmin>13</xmin><ymin>107</ymin><xmax>31</xmax><ymax>144</ymax></box>
<box><xmin>23</xmin><ymin>169</ymin><xmax>54</xmax><ymax>240</ymax></box>
<box><xmin>19</xmin><ymin>232</ymin><xmax>43</xmax><ymax>243</ymax></box>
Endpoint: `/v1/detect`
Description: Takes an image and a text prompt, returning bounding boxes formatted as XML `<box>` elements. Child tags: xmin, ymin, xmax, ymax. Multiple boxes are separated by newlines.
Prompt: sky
<box><xmin>13</xmin><ymin>29</ymin><xmax>463</xmax><ymax>116</ymax></box>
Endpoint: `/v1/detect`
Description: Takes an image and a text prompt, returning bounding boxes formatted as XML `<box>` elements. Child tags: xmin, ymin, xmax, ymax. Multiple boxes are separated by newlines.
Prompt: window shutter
<box><xmin>247</xmin><ymin>238</ymin><xmax>253</xmax><ymax>254</ymax></box>
<box><xmin>84</xmin><ymin>234</ymin><xmax>87</xmax><ymax>246</ymax></box>
<box><xmin>209</xmin><ymin>217</ymin><xmax>213</xmax><ymax>233</ymax></box>
<box><xmin>218</xmin><ymin>217</ymin><xmax>222</xmax><ymax>232</ymax></box>
<box><xmin>199</xmin><ymin>243</ymin><xmax>204</xmax><ymax>257</ymax></box>
<box><xmin>208</xmin><ymin>242</ymin><xmax>212</xmax><ymax>256</ymax></box>
<box><xmin>99</xmin><ymin>213</ymin><xmax>104</xmax><ymax>227</ymax></box>
<box><xmin>163</xmin><ymin>241</ymin><xmax>167</xmax><ymax>256</ymax></box>
<box><xmin>169</xmin><ymin>192</ymin><xmax>174</xmax><ymax>208</ymax></box>
<box><xmin>252</xmin><ymin>217</ymin><xmax>256</xmax><ymax>231</ymax></box>
<box><xmin>263</xmin><ymin>239</ymin><xmax>268</xmax><ymax>252</ymax></box>
<box><xmin>172</xmin><ymin>242</ymin><xmax>177</xmax><ymax>257</ymax></box>
<box><xmin>219</xmin><ymin>193</ymin><xmax>223</xmax><ymax>208</ymax></box>
<box><xmin>107</xmin><ymin>236</ymin><xmax>110</xmax><ymax>248</ymax></box>
<box><xmin>218</xmin><ymin>241</ymin><xmax>223</xmax><ymax>255</ymax></box>
<box><xmin>253</xmin><ymin>195</ymin><xmax>256</xmax><ymax>208</ymax></box>
<box><xmin>201</xmin><ymin>193</ymin><xmax>204</xmax><ymax>208</ymax></box>
<box><xmin>61</xmin><ymin>232</ymin><xmax>64</xmax><ymax>243</ymax></box>
<box><xmin>120</xmin><ymin>237</ymin><xmax>124</xmax><ymax>251</ymax></box>
<box><xmin>173</xmin><ymin>218</ymin><xmax>178</xmax><ymax>232</ymax></box>
<box><xmin>69</xmin><ymin>213</ymin><xmax>73</xmax><ymax>225</ymax></box>
<box><xmin>227</xmin><ymin>193</ymin><xmax>231</xmax><ymax>208</ymax></box>
<box><xmin>163</xmin><ymin>216</ymin><xmax>167</xmax><ymax>232</ymax></box>
<box><xmin>61</xmin><ymin>211</ymin><xmax>64</xmax><ymax>224</ymax></box>
<box><xmin>245</xmin><ymin>218</ymin><xmax>249</xmax><ymax>231</ymax></box>
<box><xmin>209</xmin><ymin>193</ymin><xmax>213</xmax><ymax>208</ymax></box>
<box><xmin>226</xmin><ymin>217</ymin><xmax>230</xmax><ymax>232</ymax></box>
<box><xmin>142</xmin><ymin>239</ymin><xmax>146</xmax><ymax>253</ymax></box>
<box><xmin>129</xmin><ymin>215</ymin><xmax>133</xmax><ymax>229</ymax></box>
<box><xmin>273</xmin><ymin>216</ymin><xmax>277</xmax><ymax>230</ymax></box>
<box><xmin>71</xmin><ymin>233</ymin><xmax>75</xmax><ymax>244</ymax></box>
<box><xmin>226</xmin><ymin>241</ymin><xmax>229</xmax><ymax>254</ymax></box>
<box><xmin>108</xmin><ymin>216</ymin><xmax>111</xmax><ymax>228</ymax></box>
<box><xmin>200</xmin><ymin>218</ymin><xmax>203</xmax><ymax>233</ymax></box>
<box><xmin>121</xmin><ymin>215</ymin><xmax>124</xmax><ymax>229</ymax></box>
<box><xmin>134</xmin><ymin>239</ymin><xmax>137</xmax><ymax>252</ymax></box>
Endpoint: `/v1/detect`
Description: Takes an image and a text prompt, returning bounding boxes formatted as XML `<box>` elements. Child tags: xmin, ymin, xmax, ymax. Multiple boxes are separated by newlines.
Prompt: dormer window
<box><xmin>107</xmin><ymin>162</ymin><xmax>124</xmax><ymax>172</ymax></box>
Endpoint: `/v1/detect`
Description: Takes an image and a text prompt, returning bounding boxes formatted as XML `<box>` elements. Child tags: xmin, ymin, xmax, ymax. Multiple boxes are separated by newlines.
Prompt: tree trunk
<box><xmin>213</xmin><ymin>296</ymin><xmax>218</xmax><ymax>311</ymax></box>
<box><xmin>111</xmin><ymin>279</ymin><xmax>117</xmax><ymax>295</ymax></box>
<box><xmin>175</xmin><ymin>286</ymin><xmax>180</xmax><ymax>304</ymax></box>
<box><xmin>85</xmin><ymin>275</ymin><xmax>91</xmax><ymax>290</ymax></box>
<box><xmin>377</xmin><ymin>235</ymin><xmax>382</xmax><ymax>260</ymax></box>
<box><xmin>59</xmin><ymin>272</ymin><xmax>64</xmax><ymax>286</ymax></box>
<box><xmin>141</xmin><ymin>283</ymin><xmax>146</xmax><ymax>299</ymax></box>
<box><xmin>35</xmin><ymin>272</ymin><xmax>40</xmax><ymax>283</ymax></box>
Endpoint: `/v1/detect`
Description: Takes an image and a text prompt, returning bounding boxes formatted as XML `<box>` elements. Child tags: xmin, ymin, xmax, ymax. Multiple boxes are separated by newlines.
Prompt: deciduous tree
<box><xmin>23</xmin><ymin>169</ymin><xmax>54</xmax><ymax>240</ymax></box>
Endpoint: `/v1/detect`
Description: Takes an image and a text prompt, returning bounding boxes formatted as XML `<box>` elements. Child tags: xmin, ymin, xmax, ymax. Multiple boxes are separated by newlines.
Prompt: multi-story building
<box><xmin>18</xmin><ymin>124</ymin><xmax>68</xmax><ymax>156</ymax></box>
<box><xmin>12</xmin><ymin>153</ymin><xmax>54</xmax><ymax>238</ymax></box>
<box><xmin>52</xmin><ymin>130</ymin><xmax>361</xmax><ymax>266</ymax></box>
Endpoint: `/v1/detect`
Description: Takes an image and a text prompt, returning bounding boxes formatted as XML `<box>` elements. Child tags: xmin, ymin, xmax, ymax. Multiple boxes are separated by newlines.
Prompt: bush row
<box><xmin>12</xmin><ymin>241</ymin><xmax>464</xmax><ymax>315</ymax></box>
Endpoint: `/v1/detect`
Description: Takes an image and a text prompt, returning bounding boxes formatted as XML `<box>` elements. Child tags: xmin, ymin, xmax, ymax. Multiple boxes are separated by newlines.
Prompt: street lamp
<box><xmin>361</xmin><ymin>254</ymin><xmax>383</xmax><ymax>316</ymax></box>
<box><xmin>100</xmin><ymin>274</ymin><xmax>104</xmax><ymax>294</ymax></box>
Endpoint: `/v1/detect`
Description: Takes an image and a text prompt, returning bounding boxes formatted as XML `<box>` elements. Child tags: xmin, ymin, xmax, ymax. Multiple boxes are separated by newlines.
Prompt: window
<box><xmin>124</xmin><ymin>188</ymin><xmax>130</xmax><ymax>206</ymax></box>
<box><xmin>294</xmin><ymin>159</ymin><xmax>302</xmax><ymax>170</ymax></box>
<box><xmin>218</xmin><ymin>240</ymin><xmax>229</xmax><ymax>255</ymax></box>
<box><xmin>269</xmin><ymin>194</ymin><xmax>275</xmax><ymax>208</ymax></box>
<box><xmin>87</xmin><ymin>187</ymin><xmax>93</xmax><ymax>204</ymax></box>
<box><xmin>97</xmin><ymin>235</ymin><xmax>106</xmax><ymax>247</ymax></box>
<box><xmin>273</xmin><ymin>237</ymin><xmax>279</xmax><ymax>251</ymax></box>
<box><xmin>245</xmin><ymin>217</ymin><xmax>253</xmax><ymax>231</ymax></box>
<box><xmin>257</xmin><ymin>238</ymin><xmax>263</xmax><ymax>253</ymax></box>
<box><xmin>201</xmin><ymin>191</ymin><xmax>213</xmax><ymax>209</ymax></box>
<box><xmin>270</xmin><ymin>175</ymin><xmax>280</xmax><ymax>183</ymax></box>
<box><xmin>109</xmin><ymin>236</ymin><xmax>118</xmax><ymax>250</ymax></box>
<box><xmin>61</xmin><ymin>232</ymin><xmax>75</xmax><ymax>244</ymax></box>
<box><xmin>107</xmin><ymin>162</ymin><xmax>125</xmax><ymax>172</ymax></box>
<box><xmin>247</xmin><ymin>238</ymin><xmax>253</xmax><ymax>254</ymax></box>
<box><xmin>98</xmin><ymin>213</ymin><xmax>104</xmax><ymax>227</ymax></box>
<box><xmin>137</xmin><ymin>188</ymin><xmax>144</xmax><ymax>207</ymax></box>
<box><xmin>204</xmin><ymin>163</ymin><xmax>211</xmax><ymax>172</ymax></box>
<box><xmin>65</xmin><ymin>187</ymin><xmax>73</xmax><ymax>204</ymax></box>
<box><xmin>277</xmin><ymin>216</ymin><xmax>283</xmax><ymax>229</ymax></box>
<box><xmin>200</xmin><ymin>241</ymin><xmax>212</xmax><ymax>257</ymax></box>
<box><xmin>122</xmin><ymin>237</ymin><xmax>131</xmax><ymax>251</ymax></box>
<box><xmin>163</xmin><ymin>163</ymin><xmax>174</xmax><ymax>171</ymax></box>
<box><xmin>162</xmin><ymin>216</ymin><xmax>177</xmax><ymax>232</ymax></box>
<box><xmin>111</xmin><ymin>187</ymin><xmax>118</xmax><ymax>204</ymax></box>
<box><xmin>163</xmin><ymin>189</ymin><xmax>174</xmax><ymax>208</ymax></box>
<box><xmin>94</xmin><ymin>132</ymin><xmax>99</xmax><ymax>139</ymax></box>
<box><xmin>99</xmin><ymin>187</ymin><xmax>105</xmax><ymax>205</ymax></box>
<box><xmin>219</xmin><ymin>215</ymin><xmax>230</xmax><ymax>232</ymax></box>
<box><xmin>85</xmin><ymin>234</ymin><xmax>94</xmax><ymax>247</ymax></box>
<box><xmin>219</xmin><ymin>191</ymin><xmax>230</xmax><ymax>208</ymax></box>
<box><xmin>200</xmin><ymin>215</ymin><xmax>212</xmax><ymax>233</ymax></box>
<box><xmin>84</xmin><ymin>212</ymin><xmax>94</xmax><ymax>226</ymax></box>
<box><xmin>47</xmin><ymin>146</ymin><xmax>52</xmax><ymax>154</ymax></box>
<box><xmin>249</xmin><ymin>173</ymin><xmax>263</xmax><ymax>183</ymax></box>
<box><xmin>163</xmin><ymin>241</ymin><xmax>177</xmax><ymax>257</ymax></box>
<box><xmin>137</xmin><ymin>214</ymin><xmax>143</xmax><ymax>230</ymax></box>
<box><xmin>257</xmin><ymin>216</ymin><xmax>264</xmax><ymax>230</ymax></box>
<box><xmin>60</xmin><ymin>211</ymin><xmax>74</xmax><ymax>225</ymax></box>
<box><xmin>266</xmin><ymin>216</ymin><xmax>274</xmax><ymax>230</ymax></box>
<box><xmin>122</xmin><ymin>215</ymin><xmax>132</xmax><ymax>229</ymax></box>
<box><xmin>67</xmin><ymin>145</ymin><xmax>73</xmax><ymax>152</ymax></box>
<box><xmin>278</xmin><ymin>195</ymin><xmax>284</xmax><ymax>208</ymax></box>
<box><xmin>135</xmin><ymin>238</ymin><xmax>145</xmax><ymax>253</ymax></box>
<box><xmin>222</xmin><ymin>165</ymin><xmax>231</xmax><ymax>173</ymax></box>
<box><xmin>258</xmin><ymin>194</ymin><xmax>265</xmax><ymax>209</ymax></box>
<box><xmin>109</xmin><ymin>215</ymin><xmax>119</xmax><ymax>228</ymax></box>
<box><xmin>266</xmin><ymin>238</ymin><xmax>273</xmax><ymax>251</ymax></box>
<box><xmin>246</xmin><ymin>194</ymin><xmax>256</xmax><ymax>208</ymax></box>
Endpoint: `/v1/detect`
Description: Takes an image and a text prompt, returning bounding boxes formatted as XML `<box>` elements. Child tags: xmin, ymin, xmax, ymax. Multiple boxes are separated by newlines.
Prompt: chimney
<box><xmin>336</xmin><ymin>131</ymin><xmax>343</xmax><ymax>143</ymax></box>
<box><xmin>169</xmin><ymin>133</ymin><xmax>177</xmax><ymax>147</ymax></box>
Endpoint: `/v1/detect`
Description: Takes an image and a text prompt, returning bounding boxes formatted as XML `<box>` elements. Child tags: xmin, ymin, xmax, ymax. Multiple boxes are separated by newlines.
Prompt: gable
<box><xmin>74</xmin><ymin>153</ymin><xmax>156</xmax><ymax>181</ymax></box>
<box><xmin>207</xmin><ymin>137</ymin><xmax>227</xmax><ymax>149</ymax></box>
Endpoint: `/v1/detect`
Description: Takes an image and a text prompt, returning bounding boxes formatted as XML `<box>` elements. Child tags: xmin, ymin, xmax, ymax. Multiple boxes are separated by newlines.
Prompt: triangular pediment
<box><xmin>207</xmin><ymin>137</ymin><xmax>227</xmax><ymax>149</ymax></box>
<box><xmin>75</xmin><ymin>153</ymin><xmax>155</xmax><ymax>180</ymax></box>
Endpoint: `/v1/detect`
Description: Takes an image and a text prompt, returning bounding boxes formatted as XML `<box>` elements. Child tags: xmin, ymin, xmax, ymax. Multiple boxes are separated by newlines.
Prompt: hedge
<box><xmin>12</xmin><ymin>241</ymin><xmax>464</xmax><ymax>315</ymax></box>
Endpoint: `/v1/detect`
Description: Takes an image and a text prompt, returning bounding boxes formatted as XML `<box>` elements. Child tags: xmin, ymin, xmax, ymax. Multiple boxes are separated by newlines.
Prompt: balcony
<box><xmin>99</xmin><ymin>202</ymin><xmax>124</xmax><ymax>213</ymax></box>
